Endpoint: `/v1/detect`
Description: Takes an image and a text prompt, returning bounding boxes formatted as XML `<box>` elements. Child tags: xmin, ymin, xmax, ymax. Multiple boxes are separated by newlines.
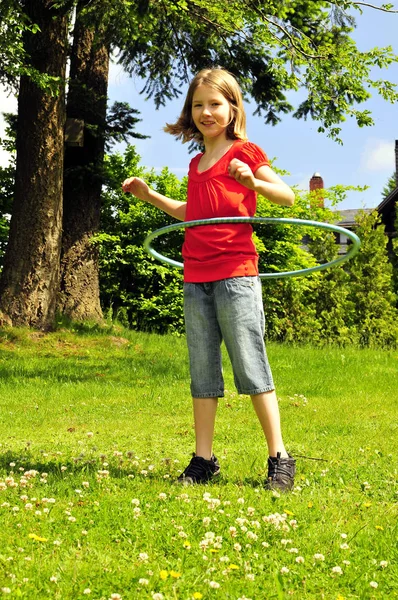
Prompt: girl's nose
<box><xmin>202</xmin><ymin>105</ymin><xmax>211</xmax><ymax>116</ymax></box>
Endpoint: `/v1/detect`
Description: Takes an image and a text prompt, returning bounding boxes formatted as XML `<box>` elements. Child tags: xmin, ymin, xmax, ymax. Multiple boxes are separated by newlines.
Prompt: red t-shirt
<box><xmin>182</xmin><ymin>140</ymin><xmax>270</xmax><ymax>282</ymax></box>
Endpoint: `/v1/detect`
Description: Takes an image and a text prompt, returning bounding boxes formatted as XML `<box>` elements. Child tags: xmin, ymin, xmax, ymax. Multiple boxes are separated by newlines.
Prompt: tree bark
<box><xmin>0</xmin><ymin>0</ymin><xmax>69</xmax><ymax>328</ymax></box>
<box><xmin>58</xmin><ymin>2</ymin><xmax>109</xmax><ymax>321</ymax></box>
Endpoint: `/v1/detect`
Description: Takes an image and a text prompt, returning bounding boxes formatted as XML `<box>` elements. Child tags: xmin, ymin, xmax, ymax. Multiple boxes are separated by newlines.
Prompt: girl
<box><xmin>122</xmin><ymin>68</ymin><xmax>296</xmax><ymax>490</ymax></box>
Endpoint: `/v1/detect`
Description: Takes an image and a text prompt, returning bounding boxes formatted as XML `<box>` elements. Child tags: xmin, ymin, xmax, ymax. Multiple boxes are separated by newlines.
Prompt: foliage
<box><xmin>99</xmin><ymin>146</ymin><xmax>187</xmax><ymax>334</ymax></box>
<box><xmin>112</xmin><ymin>0</ymin><xmax>398</xmax><ymax>142</ymax></box>
<box><xmin>0</xmin><ymin>327</ymin><xmax>397</xmax><ymax>598</ymax></box>
<box><xmin>0</xmin><ymin>0</ymin><xmax>71</xmax><ymax>93</ymax></box>
<box><xmin>345</xmin><ymin>210</ymin><xmax>398</xmax><ymax>347</ymax></box>
<box><xmin>382</xmin><ymin>171</ymin><xmax>396</xmax><ymax>200</ymax></box>
<box><xmin>98</xmin><ymin>145</ymin><xmax>398</xmax><ymax>347</ymax></box>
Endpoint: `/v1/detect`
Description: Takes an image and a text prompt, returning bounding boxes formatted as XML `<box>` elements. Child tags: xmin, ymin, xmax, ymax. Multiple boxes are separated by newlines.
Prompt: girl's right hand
<box><xmin>121</xmin><ymin>177</ymin><xmax>151</xmax><ymax>201</ymax></box>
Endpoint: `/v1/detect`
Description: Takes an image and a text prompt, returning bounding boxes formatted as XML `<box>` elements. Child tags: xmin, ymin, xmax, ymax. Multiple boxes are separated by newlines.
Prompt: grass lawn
<box><xmin>0</xmin><ymin>326</ymin><xmax>397</xmax><ymax>599</ymax></box>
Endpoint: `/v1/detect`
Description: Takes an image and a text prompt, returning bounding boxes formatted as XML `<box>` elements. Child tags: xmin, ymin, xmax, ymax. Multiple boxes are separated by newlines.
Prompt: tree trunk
<box><xmin>0</xmin><ymin>0</ymin><xmax>69</xmax><ymax>328</ymax></box>
<box><xmin>58</xmin><ymin>2</ymin><xmax>109</xmax><ymax>321</ymax></box>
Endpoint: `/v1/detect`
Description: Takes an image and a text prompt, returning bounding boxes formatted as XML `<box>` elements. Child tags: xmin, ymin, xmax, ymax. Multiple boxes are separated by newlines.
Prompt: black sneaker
<box><xmin>177</xmin><ymin>454</ymin><xmax>220</xmax><ymax>485</ymax></box>
<box><xmin>265</xmin><ymin>452</ymin><xmax>296</xmax><ymax>492</ymax></box>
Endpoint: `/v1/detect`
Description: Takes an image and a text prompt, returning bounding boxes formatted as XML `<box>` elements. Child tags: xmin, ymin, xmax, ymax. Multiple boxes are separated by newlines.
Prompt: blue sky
<box><xmin>0</xmin><ymin>4</ymin><xmax>397</xmax><ymax>211</ymax></box>
<box><xmin>107</xmin><ymin>5</ymin><xmax>398</xmax><ymax>211</ymax></box>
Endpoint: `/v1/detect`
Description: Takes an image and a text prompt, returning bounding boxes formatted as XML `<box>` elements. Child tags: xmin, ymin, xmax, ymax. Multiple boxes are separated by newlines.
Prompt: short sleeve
<box><xmin>236</xmin><ymin>142</ymin><xmax>270</xmax><ymax>173</ymax></box>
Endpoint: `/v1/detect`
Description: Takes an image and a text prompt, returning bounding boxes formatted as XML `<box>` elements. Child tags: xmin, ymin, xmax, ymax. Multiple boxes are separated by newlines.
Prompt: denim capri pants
<box><xmin>183</xmin><ymin>276</ymin><xmax>275</xmax><ymax>398</ymax></box>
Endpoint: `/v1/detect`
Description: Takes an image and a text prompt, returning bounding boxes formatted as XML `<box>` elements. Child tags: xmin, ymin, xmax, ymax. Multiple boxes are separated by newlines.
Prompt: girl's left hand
<box><xmin>228</xmin><ymin>158</ymin><xmax>256</xmax><ymax>190</ymax></box>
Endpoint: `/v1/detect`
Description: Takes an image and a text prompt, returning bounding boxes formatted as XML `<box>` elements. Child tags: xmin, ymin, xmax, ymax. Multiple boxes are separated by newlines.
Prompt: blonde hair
<box><xmin>164</xmin><ymin>68</ymin><xmax>247</xmax><ymax>143</ymax></box>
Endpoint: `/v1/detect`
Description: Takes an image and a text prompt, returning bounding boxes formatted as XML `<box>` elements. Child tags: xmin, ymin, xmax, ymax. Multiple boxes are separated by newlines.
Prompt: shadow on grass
<box><xmin>0</xmin><ymin>451</ymin><xmax>266</xmax><ymax>489</ymax></box>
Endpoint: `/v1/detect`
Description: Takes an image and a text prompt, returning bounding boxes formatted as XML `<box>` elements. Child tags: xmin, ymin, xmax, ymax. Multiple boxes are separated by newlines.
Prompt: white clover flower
<box><xmin>219</xmin><ymin>556</ymin><xmax>229</xmax><ymax>563</ymax></box>
<box><xmin>203</xmin><ymin>516</ymin><xmax>211</xmax><ymax>526</ymax></box>
<box><xmin>86</xmin><ymin>432</ymin><xmax>94</xmax><ymax>437</ymax></box>
<box><xmin>131</xmin><ymin>499</ymin><xmax>140</xmax><ymax>506</ymax></box>
<box><xmin>1</xmin><ymin>588</ymin><xmax>11</xmax><ymax>594</ymax></box>
<box><xmin>158</xmin><ymin>493</ymin><xmax>167</xmax><ymax>500</ymax></box>
<box><xmin>138</xmin><ymin>552</ymin><xmax>149</xmax><ymax>561</ymax></box>
<box><xmin>379</xmin><ymin>561</ymin><xmax>388</xmax><ymax>568</ymax></box>
<box><xmin>246</xmin><ymin>573</ymin><xmax>255</xmax><ymax>581</ymax></box>
<box><xmin>138</xmin><ymin>579</ymin><xmax>149</xmax><ymax>585</ymax></box>
<box><xmin>370</xmin><ymin>581</ymin><xmax>378</xmax><ymax>588</ymax></box>
<box><xmin>209</xmin><ymin>581</ymin><xmax>220</xmax><ymax>589</ymax></box>
<box><xmin>229</xmin><ymin>526</ymin><xmax>237</xmax><ymax>537</ymax></box>
<box><xmin>237</xmin><ymin>497</ymin><xmax>245</xmax><ymax>504</ymax></box>
<box><xmin>288</xmin><ymin>547</ymin><xmax>299</xmax><ymax>553</ymax></box>
<box><xmin>280</xmin><ymin>567</ymin><xmax>289</xmax><ymax>574</ymax></box>
<box><xmin>50</xmin><ymin>576</ymin><xmax>57</xmax><ymax>583</ymax></box>
<box><xmin>280</xmin><ymin>539</ymin><xmax>292</xmax><ymax>546</ymax></box>
<box><xmin>332</xmin><ymin>566</ymin><xmax>343</xmax><ymax>575</ymax></box>
<box><xmin>234</xmin><ymin>543</ymin><xmax>242</xmax><ymax>552</ymax></box>
<box><xmin>151</xmin><ymin>594</ymin><xmax>164</xmax><ymax>600</ymax></box>
<box><xmin>296</xmin><ymin>556</ymin><xmax>305</xmax><ymax>564</ymax></box>
<box><xmin>340</xmin><ymin>543</ymin><xmax>349</xmax><ymax>550</ymax></box>
<box><xmin>313</xmin><ymin>553</ymin><xmax>325</xmax><ymax>561</ymax></box>
<box><xmin>83</xmin><ymin>589</ymin><xmax>91</xmax><ymax>595</ymax></box>
<box><xmin>110</xmin><ymin>594</ymin><xmax>122</xmax><ymax>600</ymax></box>
<box><xmin>340</xmin><ymin>533</ymin><xmax>347</xmax><ymax>539</ymax></box>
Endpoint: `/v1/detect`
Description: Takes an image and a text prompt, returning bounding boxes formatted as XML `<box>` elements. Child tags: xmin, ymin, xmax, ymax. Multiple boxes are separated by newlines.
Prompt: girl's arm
<box><xmin>228</xmin><ymin>159</ymin><xmax>295</xmax><ymax>207</ymax></box>
<box><xmin>122</xmin><ymin>176</ymin><xmax>187</xmax><ymax>221</ymax></box>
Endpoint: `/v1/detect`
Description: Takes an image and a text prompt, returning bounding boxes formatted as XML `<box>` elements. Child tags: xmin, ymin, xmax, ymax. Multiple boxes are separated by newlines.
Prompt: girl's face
<box><xmin>191</xmin><ymin>85</ymin><xmax>232</xmax><ymax>141</ymax></box>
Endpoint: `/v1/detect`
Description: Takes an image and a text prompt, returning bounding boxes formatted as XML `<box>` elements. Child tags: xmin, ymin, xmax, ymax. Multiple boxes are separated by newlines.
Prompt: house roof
<box><xmin>377</xmin><ymin>185</ymin><xmax>398</xmax><ymax>213</ymax></box>
<box><xmin>336</xmin><ymin>208</ymin><xmax>373</xmax><ymax>227</ymax></box>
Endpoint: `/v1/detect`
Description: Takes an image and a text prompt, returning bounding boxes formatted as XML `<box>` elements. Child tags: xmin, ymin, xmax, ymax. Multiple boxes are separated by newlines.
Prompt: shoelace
<box><xmin>268</xmin><ymin>457</ymin><xmax>294</xmax><ymax>480</ymax></box>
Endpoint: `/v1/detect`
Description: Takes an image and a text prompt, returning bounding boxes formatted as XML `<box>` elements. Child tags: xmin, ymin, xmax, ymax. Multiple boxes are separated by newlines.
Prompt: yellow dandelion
<box><xmin>283</xmin><ymin>509</ymin><xmax>294</xmax><ymax>516</ymax></box>
<box><xmin>363</xmin><ymin>502</ymin><xmax>372</xmax><ymax>508</ymax></box>
<box><xmin>209</xmin><ymin>548</ymin><xmax>219</xmax><ymax>553</ymax></box>
<box><xmin>227</xmin><ymin>564</ymin><xmax>239</xmax><ymax>570</ymax></box>
<box><xmin>159</xmin><ymin>570</ymin><xmax>168</xmax><ymax>580</ymax></box>
<box><xmin>336</xmin><ymin>595</ymin><xmax>345</xmax><ymax>600</ymax></box>
<box><xmin>375</xmin><ymin>525</ymin><xmax>384</xmax><ymax>531</ymax></box>
<box><xmin>170</xmin><ymin>571</ymin><xmax>181</xmax><ymax>578</ymax></box>
<box><xmin>183</xmin><ymin>541</ymin><xmax>191</xmax><ymax>549</ymax></box>
<box><xmin>28</xmin><ymin>533</ymin><xmax>48</xmax><ymax>542</ymax></box>
<box><xmin>193</xmin><ymin>594</ymin><xmax>203</xmax><ymax>600</ymax></box>
<box><xmin>307</xmin><ymin>502</ymin><xmax>313</xmax><ymax>508</ymax></box>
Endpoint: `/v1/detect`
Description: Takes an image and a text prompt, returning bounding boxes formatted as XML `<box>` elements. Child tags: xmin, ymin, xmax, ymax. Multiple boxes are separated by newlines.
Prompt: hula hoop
<box><xmin>143</xmin><ymin>217</ymin><xmax>361</xmax><ymax>279</ymax></box>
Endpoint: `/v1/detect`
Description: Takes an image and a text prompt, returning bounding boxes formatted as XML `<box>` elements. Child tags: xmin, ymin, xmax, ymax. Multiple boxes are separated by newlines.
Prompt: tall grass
<box><xmin>0</xmin><ymin>326</ymin><xmax>397</xmax><ymax>599</ymax></box>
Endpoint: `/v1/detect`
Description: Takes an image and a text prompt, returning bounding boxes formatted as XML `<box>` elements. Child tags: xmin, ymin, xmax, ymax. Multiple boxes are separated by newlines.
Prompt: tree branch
<box><xmin>241</xmin><ymin>0</ymin><xmax>326</xmax><ymax>60</ymax></box>
<box><xmin>324</xmin><ymin>0</ymin><xmax>398</xmax><ymax>13</ymax></box>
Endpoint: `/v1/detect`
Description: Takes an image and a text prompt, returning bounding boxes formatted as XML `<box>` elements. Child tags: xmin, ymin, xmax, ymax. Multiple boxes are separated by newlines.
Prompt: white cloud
<box><xmin>361</xmin><ymin>139</ymin><xmax>395</xmax><ymax>172</ymax></box>
<box><xmin>0</xmin><ymin>87</ymin><xmax>17</xmax><ymax>167</ymax></box>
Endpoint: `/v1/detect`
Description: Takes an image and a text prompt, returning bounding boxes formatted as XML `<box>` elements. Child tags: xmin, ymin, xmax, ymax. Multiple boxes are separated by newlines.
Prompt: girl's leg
<box><xmin>251</xmin><ymin>390</ymin><xmax>288</xmax><ymax>458</ymax></box>
<box><xmin>193</xmin><ymin>397</ymin><xmax>218</xmax><ymax>460</ymax></box>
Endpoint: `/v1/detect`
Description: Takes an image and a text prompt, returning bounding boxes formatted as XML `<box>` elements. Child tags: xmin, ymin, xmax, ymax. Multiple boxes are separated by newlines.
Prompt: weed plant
<box><xmin>0</xmin><ymin>326</ymin><xmax>397</xmax><ymax>599</ymax></box>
